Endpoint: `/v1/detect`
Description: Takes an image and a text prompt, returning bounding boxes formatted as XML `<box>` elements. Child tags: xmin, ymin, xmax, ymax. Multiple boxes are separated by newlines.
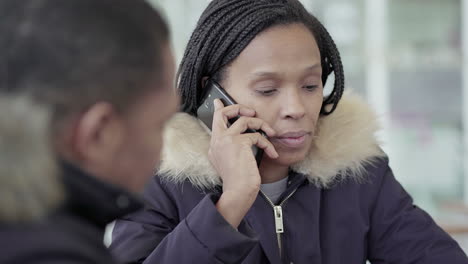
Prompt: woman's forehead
<box><xmin>226</xmin><ymin>24</ymin><xmax>321</xmax><ymax>75</ymax></box>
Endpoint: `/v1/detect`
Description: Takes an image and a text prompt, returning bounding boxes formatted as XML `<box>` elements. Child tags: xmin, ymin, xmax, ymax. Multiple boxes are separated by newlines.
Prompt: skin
<box><xmin>57</xmin><ymin>44</ymin><xmax>179</xmax><ymax>193</ymax></box>
<box><xmin>208</xmin><ymin>23</ymin><xmax>323</xmax><ymax>228</ymax></box>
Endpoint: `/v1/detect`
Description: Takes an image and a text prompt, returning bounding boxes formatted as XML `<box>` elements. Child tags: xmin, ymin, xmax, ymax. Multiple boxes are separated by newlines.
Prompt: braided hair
<box><xmin>178</xmin><ymin>0</ymin><xmax>344</xmax><ymax>115</ymax></box>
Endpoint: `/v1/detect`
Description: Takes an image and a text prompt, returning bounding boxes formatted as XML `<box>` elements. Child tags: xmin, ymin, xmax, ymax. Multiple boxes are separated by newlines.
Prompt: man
<box><xmin>0</xmin><ymin>0</ymin><xmax>178</xmax><ymax>263</ymax></box>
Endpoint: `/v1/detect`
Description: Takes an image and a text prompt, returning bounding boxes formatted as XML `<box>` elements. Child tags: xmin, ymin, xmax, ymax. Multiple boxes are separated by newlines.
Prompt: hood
<box><xmin>0</xmin><ymin>95</ymin><xmax>64</xmax><ymax>222</ymax></box>
<box><xmin>158</xmin><ymin>92</ymin><xmax>386</xmax><ymax>190</ymax></box>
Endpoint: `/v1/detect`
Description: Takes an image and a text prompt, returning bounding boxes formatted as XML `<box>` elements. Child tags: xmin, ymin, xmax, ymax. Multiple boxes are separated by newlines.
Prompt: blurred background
<box><xmin>145</xmin><ymin>0</ymin><xmax>468</xmax><ymax>251</ymax></box>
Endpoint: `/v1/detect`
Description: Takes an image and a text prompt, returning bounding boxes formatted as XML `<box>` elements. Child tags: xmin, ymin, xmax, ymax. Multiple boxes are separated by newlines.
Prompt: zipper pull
<box><xmin>274</xmin><ymin>206</ymin><xmax>284</xmax><ymax>233</ymax></box>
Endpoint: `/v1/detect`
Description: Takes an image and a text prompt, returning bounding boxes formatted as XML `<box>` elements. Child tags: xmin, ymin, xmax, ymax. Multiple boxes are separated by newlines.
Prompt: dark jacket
<box><xmin>0</xmin><ymin>162</ymin><xmax>142</xmax><ymax>264</ymax></box>
<box><xmin>110</xmin><ymin>94</ymin><xmax>468</xmax><ymax>264</ymax></box>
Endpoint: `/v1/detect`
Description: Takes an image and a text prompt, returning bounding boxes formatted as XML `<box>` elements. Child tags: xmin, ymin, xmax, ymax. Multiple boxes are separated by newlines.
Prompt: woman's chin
<box><xmin>263</xmin><ymin>150</ymin><xmax>309</xmax><ymax>167</ymax></box>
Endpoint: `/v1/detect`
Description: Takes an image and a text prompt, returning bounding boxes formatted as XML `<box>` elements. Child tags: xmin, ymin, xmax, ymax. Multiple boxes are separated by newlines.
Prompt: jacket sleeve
<box><xmin>367</xmin><ymin>160</ymin><xmax>468</xmax><ymax>263</ymax></box>
<box><xmin>109</xmin><ymin>176</ymin><xmax>259</xmax><ymax>264</ymax></box>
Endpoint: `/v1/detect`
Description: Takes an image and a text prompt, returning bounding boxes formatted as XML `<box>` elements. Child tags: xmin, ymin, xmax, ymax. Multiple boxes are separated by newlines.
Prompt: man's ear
<box><xmin>71</xmin><ymin>102</ymin><xmax>124</xmax><ymax>164</ymax></box>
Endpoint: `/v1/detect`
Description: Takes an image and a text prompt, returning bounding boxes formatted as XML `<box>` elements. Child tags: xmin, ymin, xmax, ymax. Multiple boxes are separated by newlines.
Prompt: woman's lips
<box><xmin>273</xmin><ymin>131</ymin><xmax>310</xmax><ymax>148</ymax></box>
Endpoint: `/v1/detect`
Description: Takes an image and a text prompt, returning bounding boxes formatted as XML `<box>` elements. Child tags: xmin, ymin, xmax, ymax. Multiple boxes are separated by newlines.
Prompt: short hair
<box><xmin>0</xmin><ymin>0</ymin><xmax>170</xmax><ymax>123</ymax></box>
<box><xmin>178</xmin><ymin>0</ymin><xmax>344</xmax><ymax>116</ymax></box>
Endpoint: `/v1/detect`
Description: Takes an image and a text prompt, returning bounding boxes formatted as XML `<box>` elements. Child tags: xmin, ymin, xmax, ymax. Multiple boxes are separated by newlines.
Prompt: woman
<box><xmin>110</xmin><ymin>0</ymin><xmax>468</xmax><ymax>263</ymax></box>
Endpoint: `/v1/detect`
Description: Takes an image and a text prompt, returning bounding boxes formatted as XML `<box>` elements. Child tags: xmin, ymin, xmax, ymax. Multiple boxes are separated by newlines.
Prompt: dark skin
<box><xmin>57</xmin><ymin>44</ymin><xmax>179</xmax><ymax>193</ymax></box>
<box><xmin>209</xmin><ymin>23</ymin><xmax>324</xmax><ymax>228</ymax></box>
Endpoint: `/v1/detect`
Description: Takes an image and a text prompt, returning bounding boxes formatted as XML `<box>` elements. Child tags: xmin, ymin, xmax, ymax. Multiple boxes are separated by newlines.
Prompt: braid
<box><xmin>310</xmin><ymin>17</ymin><xmax>345</xmax><ymax>115</ymax></box>
<box><xmin>177</xmin><ymin>0</ymin><xmax>256</xmax><ymax>111</ymax></box>
<box><xmin>178</xmin><ymin>0</ymin><xmax>345</xmax><ymax>116</ymax></box>
<box><xmin>210</xmin><ymin>4</ymin><xmax>285</xmax><ymax>70</ymax></box>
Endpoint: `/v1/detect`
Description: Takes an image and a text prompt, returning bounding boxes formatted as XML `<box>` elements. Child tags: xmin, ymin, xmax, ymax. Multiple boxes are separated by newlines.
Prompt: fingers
<box><xmin>217</xmin><ymin>101</ymin><xmax>256</xmax><ymax>120</ymax></box>
<box><xmin>242</xmin><ymin>133</ymin><xmax>279</xmax><ymax>159</ymax></box>
<box><xmin>212</xmin><ymin>99</ymin><xmax>257</xmax><ymax>133</ymax></box>
<box><xmin>211</xmin><ymin>99</ymin><xmax>278</xmax><ymax>159</ymax></box>
<box><xmin>227</xmin><ymin>116</ymin><xmax>276</xmax><ymax>137</ymax></box>
<box><xmin>212</xmin><ymin>99</ymin><xmax>228</xmax><ymax>134</ymax></box>
<box><xmin>212</xmin><ymin>99</ymin><xmax>275</xmax><ymax>136</ymax></box>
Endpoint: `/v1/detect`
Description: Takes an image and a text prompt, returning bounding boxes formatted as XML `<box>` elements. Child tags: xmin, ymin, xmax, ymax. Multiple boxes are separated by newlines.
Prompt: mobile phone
<box><xmin>197</xmin><ymin>79</ymin><xmax>264</xmax><ymax>166</ymax></box>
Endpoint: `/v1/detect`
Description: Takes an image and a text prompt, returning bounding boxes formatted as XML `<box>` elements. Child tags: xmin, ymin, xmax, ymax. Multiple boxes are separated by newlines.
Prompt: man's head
<box><xmin>0</xmin><ymin>0</ymin><xmax>178</xmax><ymax>192</ymax></box>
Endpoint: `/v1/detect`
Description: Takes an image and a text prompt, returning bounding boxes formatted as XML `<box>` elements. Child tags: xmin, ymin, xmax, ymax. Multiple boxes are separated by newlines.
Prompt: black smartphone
<box><xmin>197</xmin><ymin>79</ymin><xmax>264</xmax><ymax>166</ymax></box>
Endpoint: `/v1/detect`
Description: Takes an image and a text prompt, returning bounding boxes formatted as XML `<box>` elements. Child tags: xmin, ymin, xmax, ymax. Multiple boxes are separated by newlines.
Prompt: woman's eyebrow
<box><xmin>250</xmin><ymin>71</ymin><xmax>279</xmax><ymax>78</ymax></box>
<box><xmin>303</xmin><ymin>63</ymin><xmax>322</xmax><ymax>72</ymax></box>
<box><xmin>250</xmin><ymin>63</ymin><xmax>321</xmax><ymax>78</ymax></box>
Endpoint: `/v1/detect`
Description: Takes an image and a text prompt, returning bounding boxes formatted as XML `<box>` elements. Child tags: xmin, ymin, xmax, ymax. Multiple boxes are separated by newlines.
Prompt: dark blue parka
<box><xmin>0</xmin><ymin>162</ymin><xmax>142</xmax><ymax>264</ymax></box>
<box><xmin>110</xmin><ymin>94</ymin><xmax>468</xmax><ymax>264</ymax></box>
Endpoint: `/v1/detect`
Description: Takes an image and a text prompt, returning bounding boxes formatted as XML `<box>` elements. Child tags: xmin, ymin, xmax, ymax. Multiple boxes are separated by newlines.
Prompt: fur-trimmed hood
<box><xmin>0</xmin><ymin>95</ymin><xmax>64</xmax><ymax>222</ymax></box>
<box><xmin>158</xmin><ymin>92</ymin><xmax>386</xmax><ymax>190</ymax></box>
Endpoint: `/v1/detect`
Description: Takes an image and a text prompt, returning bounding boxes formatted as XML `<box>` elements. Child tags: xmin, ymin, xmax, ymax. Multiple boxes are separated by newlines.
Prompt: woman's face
<box><xmin>221</xmin><ymin>23</ymin><xmax>323</xmax><ymax>166</ymax></box>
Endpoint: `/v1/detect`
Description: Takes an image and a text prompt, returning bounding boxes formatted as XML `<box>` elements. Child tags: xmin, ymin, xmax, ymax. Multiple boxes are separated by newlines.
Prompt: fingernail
<box><xmin>213</xmin><ymin>99</ymin><xmax>221</xmax><ymax>110</ymax></box>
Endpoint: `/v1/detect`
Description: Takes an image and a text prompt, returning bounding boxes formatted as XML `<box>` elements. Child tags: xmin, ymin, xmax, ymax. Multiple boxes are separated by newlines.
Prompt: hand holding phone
<box><xmin>197</xmin><ymin>79</ymin><xmax>269</xmax><ymax>166</ymax></box>
<box><xmin>196</xmin><ymin>79</ymin><xmax>278</xmax><ymax>229</ymax></box>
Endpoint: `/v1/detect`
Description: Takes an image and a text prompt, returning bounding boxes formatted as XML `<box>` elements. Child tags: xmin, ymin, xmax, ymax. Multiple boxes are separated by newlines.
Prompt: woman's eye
<box><xmin>256</xmin><ymin>89</ymin><xmax>277</xmax><ymax>96</ymax></box>
<box><xmin>304</xmin><ymin>85</ymin><xmax>318</xmax><ymax>91</ymax></box>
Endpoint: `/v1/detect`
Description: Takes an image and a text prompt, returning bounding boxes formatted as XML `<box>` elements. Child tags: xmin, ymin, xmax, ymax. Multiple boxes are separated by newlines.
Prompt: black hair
<box><xmin>0</xmin><ymin>0</ymin><xmax>169</xmax><ymax>122</ymax></box>
<box><xmin>177</xmin><ymin>0</ymin><xmax>344</xmax><ymax>116</ymax></box>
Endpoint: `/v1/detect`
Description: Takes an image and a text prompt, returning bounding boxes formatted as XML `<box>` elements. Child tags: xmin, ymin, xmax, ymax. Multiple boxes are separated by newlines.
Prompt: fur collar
<box><xmin>0</xmin><ymin>95</ymin><xmax>64</xmax><ymax>222</ymax></box>
<box><xmin>158</xmin><ymin>92</ymin><xmax>385</xmax><ymax>189</ymax></box>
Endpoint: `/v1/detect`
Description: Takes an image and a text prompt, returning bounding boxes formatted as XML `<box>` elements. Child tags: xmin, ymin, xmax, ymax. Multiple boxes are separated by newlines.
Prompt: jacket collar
<box><xmin>157</xmin><ymin>92</ymin><xmax>386</xmax><ymax>190</ymax></box>
<box><xmin>0</xmin><ymin>95</ymin><xmax>142</xmax><ymax>224</ymax></box>
<box><xmin>61</xmin><ymin>161</ymin><xmax>143</xmax><ymax>227</ymax></box>
<box><xmin>0</xmin><ymin>95</ymin><xmax>64</xmax><ymax>223</ymax></box>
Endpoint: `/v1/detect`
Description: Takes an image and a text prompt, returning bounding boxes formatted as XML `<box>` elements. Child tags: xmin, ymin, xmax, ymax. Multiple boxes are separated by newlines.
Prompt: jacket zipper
<box><xmin>260</xmin><ymin>188</ymin><xmax>298</xmax><ymax>260</ymax></box>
